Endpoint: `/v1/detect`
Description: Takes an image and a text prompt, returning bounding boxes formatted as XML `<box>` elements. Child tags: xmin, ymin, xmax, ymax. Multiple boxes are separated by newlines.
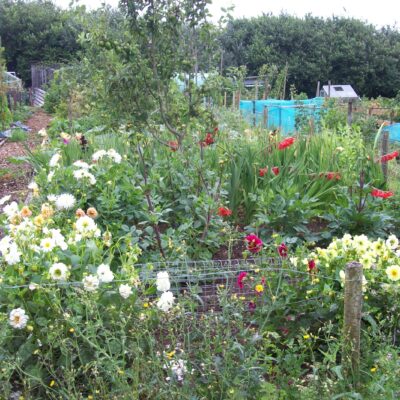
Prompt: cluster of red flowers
<box><xmin>324</xmin><ymin>172</ymin><xmax>341</xmax><ymax>181</ymax></box>
<box><xmin>278</xmin><ymin>136</ymin><xmax>295</xmax><ymax>150</ymax></box>
<box><xmin>167</xmin><ymin>141</ymin><xmax>179</xmax><ymax>151</ymax></box>
<box><xmin>200</xmin><ymin>127</ymin><xmax>218</xmax><ymax>147</ymax></box>
<box><xmin>217</xmin><ymin>206</ymin><xmax>232</xmax><ymax>217</ymax></box>
<box><xmin>308</xmin><ymin>259</ymin><xmax>316</xmax><ymax>271</ymax></box>
<box><xmin>245</xmin><ymin>234</ymin><xmax>263</xmax><ymax>253</ymax></box>
<box><xmin>277</xmin><ymin>243</ymin><xmax>288</xmax><ymax>258</ymax></box>
<box><xmin>259</xmin><ymin>167</ymin><xmax>268</xmax><ymax>177</ymax></box>
<box><xmin>380</xmin><ymin>151</ymin><xmax>399</xmax><ymax>163</ymax></box>
<box><xmin>259</xmin><ymin>166</ymin><xmax>280</xmax><ymax>177</ymax></box>
<box><xmin>371</xmin><ymin>188</ymin><xmax>394</xmax><ymax>199</ymax></box>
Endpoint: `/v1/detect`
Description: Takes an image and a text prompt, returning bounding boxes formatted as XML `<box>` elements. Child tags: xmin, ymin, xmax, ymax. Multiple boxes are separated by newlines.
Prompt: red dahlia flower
<box><xmin>205</xmin><ymin>133</ymin><xmax>214</xmax><ymax>145</ymax></box>
<box><xmin>278</xmin><ymin>137</ymin><xmax>295</xmax><ymax>150</ymax></box>
<box><xmin>272</xmin><ymin>166</ymin><xmax>280</xmax><ymax>176</ymax></box>
<box><xmin>308</xmin><ymin>259</ymin><xmax>316</xmax><ymax>271</ymax></box>
<box><xmin>371</xmin><ymin>188</ymin><xmax>394</xmax><ymax>199</ymax></box>
<box><xmin>259</xmin><ymin>167</ymin><xmax>268</xmax><ymax>177</ymax></box>
<box><xmin>245</xmin><ymin>234</ymin><xmax>263</xmax><ymax>253</ymax></box>
<box><xmin>381</xmin><ymin>151</ymin><xmax>399</xmax><ymax>162</ymax></box>
<box><xmin>217</xmin><ymin>206</ymin><xmax>232</xmax><ymax>217</ymax></box>
<box><xmin>325</xmin><ymin>172</ymin><xmax>341</xmax><ymax>180</ymax></box>
<box><xmin>237</xmin><ymin>271</ymin><xmax>247</xmax><ymax>289</ymax></box>
<box><xmin>277</xmin><ymin>243</ymin><xmax>288</xmax><ymax>257</ymax></box>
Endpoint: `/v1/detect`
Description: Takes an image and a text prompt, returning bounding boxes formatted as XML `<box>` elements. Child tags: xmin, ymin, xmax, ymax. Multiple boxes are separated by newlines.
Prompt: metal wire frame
<box><xmin>0</xmin><ymin>257</ymin><xmax>349</xmax><ymax>317</ymax></box>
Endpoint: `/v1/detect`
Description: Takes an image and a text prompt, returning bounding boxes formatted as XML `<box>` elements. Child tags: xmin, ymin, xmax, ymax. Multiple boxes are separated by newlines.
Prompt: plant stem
<box><xmin>137</xmin><ymin>144</ymin><xmax>166</xmax><ymax>259</ymax></box>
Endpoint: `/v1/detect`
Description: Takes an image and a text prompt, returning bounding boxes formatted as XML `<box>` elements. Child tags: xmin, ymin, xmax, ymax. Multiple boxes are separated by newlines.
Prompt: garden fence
<box><xmin>1</xmin><ymin>257</ymin><xmax>363</xmax><ymax>379</ymax></box>
<box><xmin>238</xmin><ymin>99</ymin><xmax>400</xmax><ymax>142</ymax></box>
<box><xmin>240</xmin><ymin>98</ymin><xmax>325</xmax><ymax>135</ymax></box>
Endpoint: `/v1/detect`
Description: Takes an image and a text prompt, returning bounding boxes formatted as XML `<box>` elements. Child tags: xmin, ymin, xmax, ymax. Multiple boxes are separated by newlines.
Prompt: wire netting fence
<box><xmin>240</xmin><ymin>98</ymin><xmax>325</xmax><ymax>135</ymax></box>
<box><xmin>238</xmin><ymin>98</ymin><xmax>400</xmax><ymax>142</ymax></box>
<box><xmin>1</xmin><ymin>257</ymin><xmax>346</xmax><ymax>315</ymax></box>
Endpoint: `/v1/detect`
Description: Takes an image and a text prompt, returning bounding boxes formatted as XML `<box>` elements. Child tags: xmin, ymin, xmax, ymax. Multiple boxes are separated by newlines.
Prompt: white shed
<box><xmin>321</xmin><ymin>84</ymin><xmax>359</xmax><ymax>101</ymax></box>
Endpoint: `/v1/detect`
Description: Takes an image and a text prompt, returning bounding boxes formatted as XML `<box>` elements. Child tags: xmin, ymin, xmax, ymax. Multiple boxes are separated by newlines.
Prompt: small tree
<box><xmin>0</xmin><ymin>45</ymin><xmax>12</xmax><ymax>131</ymax></box>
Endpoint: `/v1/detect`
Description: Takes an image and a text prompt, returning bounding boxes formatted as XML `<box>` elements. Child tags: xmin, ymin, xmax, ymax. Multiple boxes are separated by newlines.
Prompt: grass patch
<box><xmin>9</xmin><ymin>128</ymin><xmax>28</xmax><ymax>142</ymax></box>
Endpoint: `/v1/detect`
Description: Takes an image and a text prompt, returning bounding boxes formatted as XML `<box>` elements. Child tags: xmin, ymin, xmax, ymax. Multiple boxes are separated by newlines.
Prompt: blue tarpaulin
<box><xmin>240</xmin><ymin>98</ymin><xmax>400</xmax><ymax>142</ymax></box>
<box><xmin>240</xmin><ymin>98</ymin><xmax>325</xmax><ymax>134</ymax></box>
<box><xmin>386</xmin><ymin>123</ymin><xmax>400</xmax><ymax>142</ymax></box>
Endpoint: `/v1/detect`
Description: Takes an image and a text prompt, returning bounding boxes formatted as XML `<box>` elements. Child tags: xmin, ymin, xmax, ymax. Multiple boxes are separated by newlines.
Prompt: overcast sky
<box><xmin>55</xmin><ymin>0</ymin><xmax>399</xmax><ymax>28</ymax></box>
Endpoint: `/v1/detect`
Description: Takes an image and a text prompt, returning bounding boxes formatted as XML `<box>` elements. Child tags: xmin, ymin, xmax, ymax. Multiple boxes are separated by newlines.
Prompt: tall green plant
<box><xmin>0</xmin><ymin>45</ymin><xmax>12</xmax><ymax>130</ymax></box>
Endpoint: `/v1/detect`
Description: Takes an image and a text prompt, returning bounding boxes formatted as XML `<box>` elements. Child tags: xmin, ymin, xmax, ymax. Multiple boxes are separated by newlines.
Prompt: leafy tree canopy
<box><xmin>219</xmin><ymin>14</ymin><xmax>400</xmax><ymax>98</ymax></box>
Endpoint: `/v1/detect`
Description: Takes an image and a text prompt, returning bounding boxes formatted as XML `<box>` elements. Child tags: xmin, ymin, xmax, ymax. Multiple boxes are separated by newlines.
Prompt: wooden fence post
<box><xmin>381</xmin><ymin>130</ymin><xmax>389</xmax><ymax>182</ymax></box>
<box><xmin>263</xmin><ymin>106</ymin><xmax>268</xmax><ymax>129</ymax></box>
<box><xmin>255</xmin><ymin>81</ymin><xmax>259</xmax><ymax>101</ymax></box>
<box><xmin>309</xmin><ymin>117</ymin><xmax>315</xmax><ymax>135</ymax></box>
<box><xmin>343</xmin><ymin>261</ymin><xmax>363</xmax><ymax>383</ymax></box>
<box><xmin>347</xmin><ymin>101</ymin><xmax>353</xmax><ymax>126</ymax></box>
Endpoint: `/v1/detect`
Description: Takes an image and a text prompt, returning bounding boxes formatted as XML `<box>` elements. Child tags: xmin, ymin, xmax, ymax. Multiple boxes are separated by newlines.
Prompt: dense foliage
<box><xmin>0</xmin><ymin>0</ymin><xmax>83</xmax><ymax>84</ymax></box>
<box><xmin>1</xmin><ymin>116</ymin><xmax>400</xmax><ymax>398</ymax></box>
<box><xmin>220</xmin><ymin>14</ymin><xmax>400</xmax><ymax>98</ymax></box>
<box><xmin>2</xmin><ymin>1</ymin><xmax>400</xmax><ymax>398</ymax></box>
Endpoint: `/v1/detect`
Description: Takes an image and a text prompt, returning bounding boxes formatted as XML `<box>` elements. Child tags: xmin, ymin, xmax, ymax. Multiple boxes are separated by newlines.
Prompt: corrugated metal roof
<box><xmin>2</xmin><ymin>71</ymin><xmax>22</xmax><ymax>89</ymax></box>
<box><xmin>322</xmin><ymin>84</ymin><xmax>358</xmax><ymax>99</ymax></box>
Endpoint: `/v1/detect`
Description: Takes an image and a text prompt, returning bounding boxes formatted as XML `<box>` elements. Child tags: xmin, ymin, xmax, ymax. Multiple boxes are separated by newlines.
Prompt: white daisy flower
<box><xmin>92</xmin><ymin>150</ymin><xmax>107</xmax><ymax>162</ymax></box>
<box><xmin>386</xmin><ymin>235</ymin><xmax>399</xmax><ymax>250</ymax></box>
<box><xmin>40</xmin><ymin>237</ymin><xmax>56</xmax><ymax>253</ymax></box>
<box><xmin>119</xmin><ymin>284</ymin><xmax>133</xmax><ymax>299</ymax></box>
<box><xmin>55</xmin><ymin>194</ymin><xmax>76</xmax><ymax>210</ymax></box>
<box><xmin>86</xmin><ymin>172</ymin><xmax>96</xmax><ymax>185</ymax></box>
<box><xmin>75</xmin><ymin>170</ymin><xmax>96</xmax><ymax>185</ymax></box>
<box><xmin>49</xmin><ymin>153</ymin><xmax>61</xmax><ymax>168</ymax></box>
<box><xmin>3</xmin><ymin>202</ymin><xmax>19</xmax><ymax>220</ymax></box>
<box><xmin>156</xmin><ymin>271</ymin><xmax>171</xmax><ymax>292</ymax></box>
<box><xmin>9</xmin><ymin>308</ymin><xmax>29</xmax><ymax>329</ymax></box>
<box><xmin>0</xmin><ymin>235</ymin><xmax>12</xmax><ymax>254</ymax></box>
<box><xmin>73</xmin><ymin>160</ymin><xmax>90</xmax><ymax>170</ymax></box>
<box><xmin>157</xmin><ymin>291</ymin><xmax>175</xmax><ymax>312</ymax></box>
<box><xmin>107</xmin><ymin>149</ymin><xmax>122</xmax><ymax>164</ymax></box>
<box><xmin>75</xmin><ymin>216</ymin><xmax>98</xmax><ymax>237</ymax></box>
<box><xmin>49</xmin><ymin>229</ymin><xmax>68</xmax><ymax>251</ymax></box>
<box><xmin>73</xmin><ymin>169</ymin><xmax>86</xmax><ymax>179</ymax></box>
<box><xmin>82</xmin><ymin>275</ymin><xmax>100</xmax><ymax>292</ymax></box>
<box><xmin>49</xmin><ymin>263</ymin><xmax>69</xmax><ymax>281</ymax></box>
<box><xmin>97</xmin><ymin>264</ymin><xmax>114</xmax><ymax>283</ymax></box>
<box><xmin>4</xmin><ymin>242</ymin><xmax>21</xmax><ymax>265</ymax></box>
